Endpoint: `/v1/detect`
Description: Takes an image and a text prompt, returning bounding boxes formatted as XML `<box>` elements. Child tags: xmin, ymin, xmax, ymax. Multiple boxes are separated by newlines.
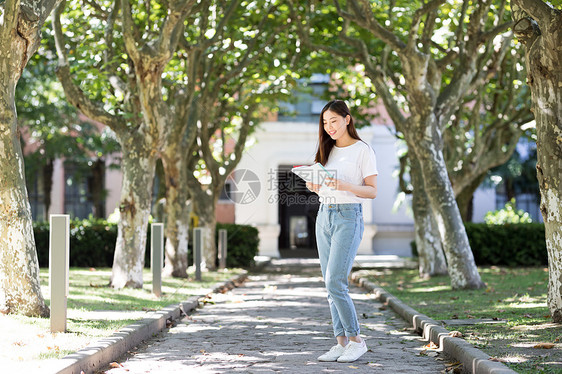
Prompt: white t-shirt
<box><xmin>318</xmin><ymin>140</ymin><xmax>378</xmax><ymax>204</ymax></box>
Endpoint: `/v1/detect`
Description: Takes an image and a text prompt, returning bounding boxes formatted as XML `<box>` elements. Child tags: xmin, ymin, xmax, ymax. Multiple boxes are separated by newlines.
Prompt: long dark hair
<box><xmin>314</xmin><ymin>100</ymin><xmax>362</xmax><ymax>165</ymax></box>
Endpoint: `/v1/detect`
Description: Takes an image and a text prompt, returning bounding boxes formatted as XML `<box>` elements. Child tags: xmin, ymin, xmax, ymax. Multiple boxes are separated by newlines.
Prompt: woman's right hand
<box><xmin>306</xmin><ymin>182</ymin><xmax>321</xmax><ymax>194</ymax></box>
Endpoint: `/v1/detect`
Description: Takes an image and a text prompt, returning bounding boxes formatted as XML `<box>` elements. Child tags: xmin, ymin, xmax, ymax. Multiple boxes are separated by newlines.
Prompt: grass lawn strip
<box><xmin>1</xmin><ymin>267</ymin><xmax>244</xmax><ymax>369</ymax></box>
<box><xmin>361</xmin><ymin>266</ymin><xmax>562</xmax><ymax>374</ymax></box>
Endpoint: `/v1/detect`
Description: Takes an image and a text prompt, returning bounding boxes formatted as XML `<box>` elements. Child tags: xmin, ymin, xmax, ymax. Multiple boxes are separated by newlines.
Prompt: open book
<box><xmin>291</xmin><ymin>163</ymin><xmax>334</xmax><ymax>186</ymax></box>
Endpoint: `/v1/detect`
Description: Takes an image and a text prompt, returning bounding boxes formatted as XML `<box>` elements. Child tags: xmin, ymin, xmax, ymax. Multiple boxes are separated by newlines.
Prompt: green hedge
<box><xmin>411</xmin><ymin>223</ymin><xmax>547</xmax><ymax>266</ymax></box>
<box><xmin>34</xmin><ymin>219</ymin><xmax>259</xmax><ymax>269</ymax></box>
<box><xmin>465</xmin><ymin>223</ymin><xmax>547</xmax><ymax>266</ymax></box>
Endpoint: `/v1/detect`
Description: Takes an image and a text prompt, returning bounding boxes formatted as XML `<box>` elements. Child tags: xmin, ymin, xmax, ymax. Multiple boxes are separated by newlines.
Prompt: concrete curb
<box><xmin>350</xmin><ymin>272</ymin><xmax>516</xmax><ymax>374</ymax></box>
<box><xmin>51</xmin><ymin>271</ymin><xmax>248</xmax><ymax>374</ymax></box>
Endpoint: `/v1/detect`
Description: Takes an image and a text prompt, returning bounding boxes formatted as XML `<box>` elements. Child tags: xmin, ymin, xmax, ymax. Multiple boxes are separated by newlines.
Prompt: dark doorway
<box><xmin>277</xmin><ymin>164</ymin><xmax>320</xmax><ymax>258</ymax></box>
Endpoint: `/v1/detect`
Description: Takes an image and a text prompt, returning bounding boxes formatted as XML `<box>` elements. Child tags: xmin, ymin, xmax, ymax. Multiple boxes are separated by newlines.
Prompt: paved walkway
<box><xmin>103</xmin><ymin>264</ymin><xmax>449</xmax><ymax>373</ymax></box>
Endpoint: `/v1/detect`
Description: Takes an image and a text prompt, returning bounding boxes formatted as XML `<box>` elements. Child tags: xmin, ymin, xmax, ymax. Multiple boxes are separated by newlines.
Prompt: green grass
<box><xmin>362</xmin><ymin>266</ymin><xmax>562</xmax><ymax>374</ymax></box>
<box><xmin>2</xmin><ymin>267</ymin><xmax>244</xmax><ymax>362</ymax></box>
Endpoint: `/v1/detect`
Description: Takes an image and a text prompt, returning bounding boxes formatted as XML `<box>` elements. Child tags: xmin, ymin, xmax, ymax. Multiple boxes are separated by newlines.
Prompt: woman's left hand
<box><xmin>325</xmin><ymin>177</ymin><xmax>350</xmax><ymax>191</ymax></box>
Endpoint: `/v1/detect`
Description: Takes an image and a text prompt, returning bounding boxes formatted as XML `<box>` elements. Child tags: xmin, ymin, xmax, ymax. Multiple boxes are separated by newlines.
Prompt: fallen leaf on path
<box><xmin>445</xmin><ymin>361</ymin><xmax>461</xmax><ymax>367</ymax></box>
<box><xmin>533</xmin><ymin>343</ymin><xmax>555</xmax><ymax>349</ymax></box>
<box><xmin>109</xmin><ymin>362</ymin><xmax>123</xmax><ymax>368</ymax></box>
<box><xmin>200</xmin><ymin>349</ymin><xmax>206</xmax><ymax>353</ymax></box>
<box><xmin>425</xmin><ymin>341</ymin><xmax>438</xmax><ymax>349</ymax></box>
<box><xmin>348</xmin><ymin>365</ymin><xmax>359</xmax><ymax>369</ymax></box>
<box><xmin>448</xmin><ymin>331</ymin><xmax>463</xmax><ymax>338</ymax></box>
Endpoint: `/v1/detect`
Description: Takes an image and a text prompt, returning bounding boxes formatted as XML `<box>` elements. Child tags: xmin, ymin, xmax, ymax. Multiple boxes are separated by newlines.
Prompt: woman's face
<box><xmin>323</xmin><ymin>110</ymin><xmax>349</xmax><ymax>140</ymax></box>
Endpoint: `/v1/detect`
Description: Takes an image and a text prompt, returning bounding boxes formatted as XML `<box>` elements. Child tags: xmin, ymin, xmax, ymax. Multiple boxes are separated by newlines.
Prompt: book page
<box><xmin>291</xmin><ymin>163</ymin><xmax>334</xmax><ymax>186</ymax></box>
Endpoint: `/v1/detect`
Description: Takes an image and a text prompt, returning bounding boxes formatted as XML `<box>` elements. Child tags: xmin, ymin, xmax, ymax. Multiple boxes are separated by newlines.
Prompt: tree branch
<box><xmin>512</xmin><ymin>0</ymin><xmax>557</xmax><ymax>31</ymax></box>
<box><xmin>120</xmin><ymin>0</ymin><xmax>141</xmax><ymax>62</ymax></box>
<box><xmin>53</xmin><ymin>0</ymin><xmax>127</xmax><ymax>133</ymax></box>
<box><xmin>346</xmin><ymin>0</ymin><xmax>407</xmax><ymax>52</ymax></box>
<box><xmin>408</xmin><ymin>0</ymin><xmax>446</xmax><ymax>49</ymax></box>
<box><xmin>0</xmin><ymin>0</ymin><xmax>19</xmax><ymax>43</ymax></box>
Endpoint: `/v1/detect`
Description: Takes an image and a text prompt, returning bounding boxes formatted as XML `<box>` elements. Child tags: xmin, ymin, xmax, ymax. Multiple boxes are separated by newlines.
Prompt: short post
<box><xmin>49</xmin><ymin>214</ymin><xmax>69</xmax><ymax>333</ymax></box>
<box><xmin>194</xmin><ymin>228</ymin><xmax>203</xmax><ymax>281</ymax></box>
<box><xmin>151</xmin><ymin>223</ymin><xmax>164</xmax><ymax>297</ymax></box>
<box><xmin>218</xmin><ymin>229</ymin><xmax>227</xmax><ymax>269</ymax></box>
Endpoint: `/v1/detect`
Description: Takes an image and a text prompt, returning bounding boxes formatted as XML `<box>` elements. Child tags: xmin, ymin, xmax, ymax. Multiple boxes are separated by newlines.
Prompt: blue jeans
<box><xmin>315</xmin><ymin>203</ymin><xmax>364</xmax><ymax>337</ymax></box>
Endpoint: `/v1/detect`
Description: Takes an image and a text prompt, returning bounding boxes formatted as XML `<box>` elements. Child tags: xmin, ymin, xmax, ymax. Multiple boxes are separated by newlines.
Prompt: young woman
<box><xmin>306</xmin><ymin>100</ymin><xmax>378</xmax><ymax>363</ymax></box>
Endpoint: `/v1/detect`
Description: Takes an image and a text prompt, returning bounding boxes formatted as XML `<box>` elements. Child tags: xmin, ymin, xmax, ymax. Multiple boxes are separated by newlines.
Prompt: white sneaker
<box><xmin>318</xmin><ymin>344</ymin><xmax>347</xmax><ymax>361</ymax></box>
<box><xmin>337</xmin><ymin>340</ymin><xmax>368</xmax><ymax>362</ymax></box>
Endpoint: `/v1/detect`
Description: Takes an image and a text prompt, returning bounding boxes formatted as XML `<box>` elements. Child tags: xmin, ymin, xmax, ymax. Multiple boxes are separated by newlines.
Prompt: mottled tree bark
<box><xmin>410</xmin><ymin>158</ymin><xmax>448</xmax><ymax>277</ymax></box>
<box><xmin>161</xmin><ymin>143</ymin><xmax>190</xmax><ymax>278</ymax></box>
<box><xmin>0</xmin><ymin>85</ymin><xmax>49</xmax><ymax>316</ymax></box>
<box><xmin>406</xmin><ymin>120</ymin><xmax>484</xmax><ymax>289</ymax></box>
<box><xmin>455</xmin><ymin>173</ymin><xmax>487</xmax><ymax>222</ymax></box>
<box><xmin>192</xmin><ymin>193</ymin><xmax>219</xmax><ymax>270</ymax></box>
<box><xmin>512</xmin><ymin>0</ymin><xmax>562</xmax><ymax>321</ymax></box>
<box><xmin>110</xmin><ymin>135</ymin><xmax>156</xmax><ymax>288</ymax></box>
<box><xmin>0</xmin><ymin>0</ymin><xmax>61</xmax><ymax>316</ymax></box>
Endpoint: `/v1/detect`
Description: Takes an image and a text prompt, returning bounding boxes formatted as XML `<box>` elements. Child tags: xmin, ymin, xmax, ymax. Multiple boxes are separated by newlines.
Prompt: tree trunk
<box><xmin>110</xmin><ymin>135</ymin><xmax>156</xmax><ymax>288</ymax></box>
<box><xmin>410</xmin><ymin>158</ymin><xmax>448</xmax><ymax>277</ymax></box>
<box><xmin>406</xmin><ymin>121</ymin><xmax>485</xmax><ymax>289</ymax></box>
<box><xmin>161</xmin><ymin>149</ymin><xmax>190</xmax><ymax>278</ymax></box>
<box><xmin>512</xmin><ymin>0</ymin><xmax>562</xmax><ymax>321</ymax></box>
<box><xmin>0</xmin><ymin>86</ymin><xmax>49</xmax><ymax>317</ymax></box>
<box><xmin>0</xmin><ymin>0</ymin><xmax>61</xmax><ymax>316</ymax></box>
<box><xmin>192</xmin><ymin>193</ymin><xmax>218</xmax><ymax>271</ymax></box>
<box><xmin>456</xmin><ymin>173</ymin><xmax>487</xmax><ymax>222</ymax></box>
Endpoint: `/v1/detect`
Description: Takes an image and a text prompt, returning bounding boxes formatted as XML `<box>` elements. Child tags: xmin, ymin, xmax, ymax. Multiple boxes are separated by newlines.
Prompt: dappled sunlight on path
<box><xmin>103</xmin><ymin>268</ymin><xmax>449</xmax><ymax>373</ymax></box>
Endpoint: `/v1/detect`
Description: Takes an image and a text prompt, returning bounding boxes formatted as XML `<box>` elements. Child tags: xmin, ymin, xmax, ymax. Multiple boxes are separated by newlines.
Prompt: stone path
<box><xmin>102</xmin><ymin>266</ymin><xmax>450</xmax><ymax>373</ymax></box>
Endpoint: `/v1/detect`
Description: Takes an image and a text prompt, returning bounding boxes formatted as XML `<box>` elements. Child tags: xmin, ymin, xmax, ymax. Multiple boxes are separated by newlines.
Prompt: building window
<box><xmin>64</xmin><ymin>162</ymin><xmax>104</xmax><ymax>219</ymax></box>
<box><xmin>278</xmin><ymin>74</ymin><xmax>329</xmax><ymax>123</ymax></box>
<box><xmin>219</xmin><ymin>183</ymin><xmax>232</xmax><ymax>201</ymax></box>
<box><xmin>28</xmin><ymin>172</ymin><xmax>45</xmax><ymax>221</ymax></box>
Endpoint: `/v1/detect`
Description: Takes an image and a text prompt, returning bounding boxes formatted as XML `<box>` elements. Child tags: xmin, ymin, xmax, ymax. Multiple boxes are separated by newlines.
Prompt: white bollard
<box><xmin>218</xmin><ymin>229</ymin><xmax>227</xmax><ymax>269</ymax></box>
<box><xmin>193</xmin><ymin>228</ymin><xmax>203</xmax><ymax>281</ymax></box>
<box><xmin>49</xmin><ymin>214</ymin><xmax>70</xmax><ymax>333</ymax></box>
<box><xmin>151</xmin><ymin>223</ymin><xmax>164</xmax><ymax>297</ymax></box>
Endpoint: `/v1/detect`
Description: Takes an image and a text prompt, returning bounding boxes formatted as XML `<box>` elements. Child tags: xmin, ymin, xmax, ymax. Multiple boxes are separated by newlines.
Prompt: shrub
<box><xmin>216</xmin><ymin>223</ymin><xmax>260</xmax><ymax>268</ymax></box>
<box><xmin>34</xmin><ymin>218</ymin><xmax>119</xmax><ymax>268</ymax></box>
<box><xmin>484</xmin><ymin>198</ymin><xmax>533</xmax><ymax>225</ymax></box>
<box><xmin>465</xmin><ymin>223</ymin><xmax>546</xmax><ymax>266</ymax></box>
<box><xmin>34</xmin><ymin>219</ymin><xmax>259</xmax><ymax>268</ymax></box>
<box><xmin>187</xmin><ymin>223</ymin><xmax>260</xmax><ymax>268</ymax></box>
<box><xmin>410</xmin><ymin>223</ymin><xmax>547</xmax><ymax>266</ymax></box>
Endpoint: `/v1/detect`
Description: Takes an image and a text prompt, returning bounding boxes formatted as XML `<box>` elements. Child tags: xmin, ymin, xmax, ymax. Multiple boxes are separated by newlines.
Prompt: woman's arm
<box><xmin>325</xmin><ymin>175</ymin><xmax>377</xmax><ymax>199</ymax></box>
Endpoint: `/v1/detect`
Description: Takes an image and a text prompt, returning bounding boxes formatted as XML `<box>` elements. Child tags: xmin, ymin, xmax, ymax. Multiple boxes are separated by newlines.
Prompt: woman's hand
<box><xmin>306</xmin><ymin>182</ymin><xmax>321</xmax><ymax>194</ymax></box>
<box><xmin>325</xmin><ymin>177</ymin><xmax>351</xmax><ymax>191</ymax></box>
